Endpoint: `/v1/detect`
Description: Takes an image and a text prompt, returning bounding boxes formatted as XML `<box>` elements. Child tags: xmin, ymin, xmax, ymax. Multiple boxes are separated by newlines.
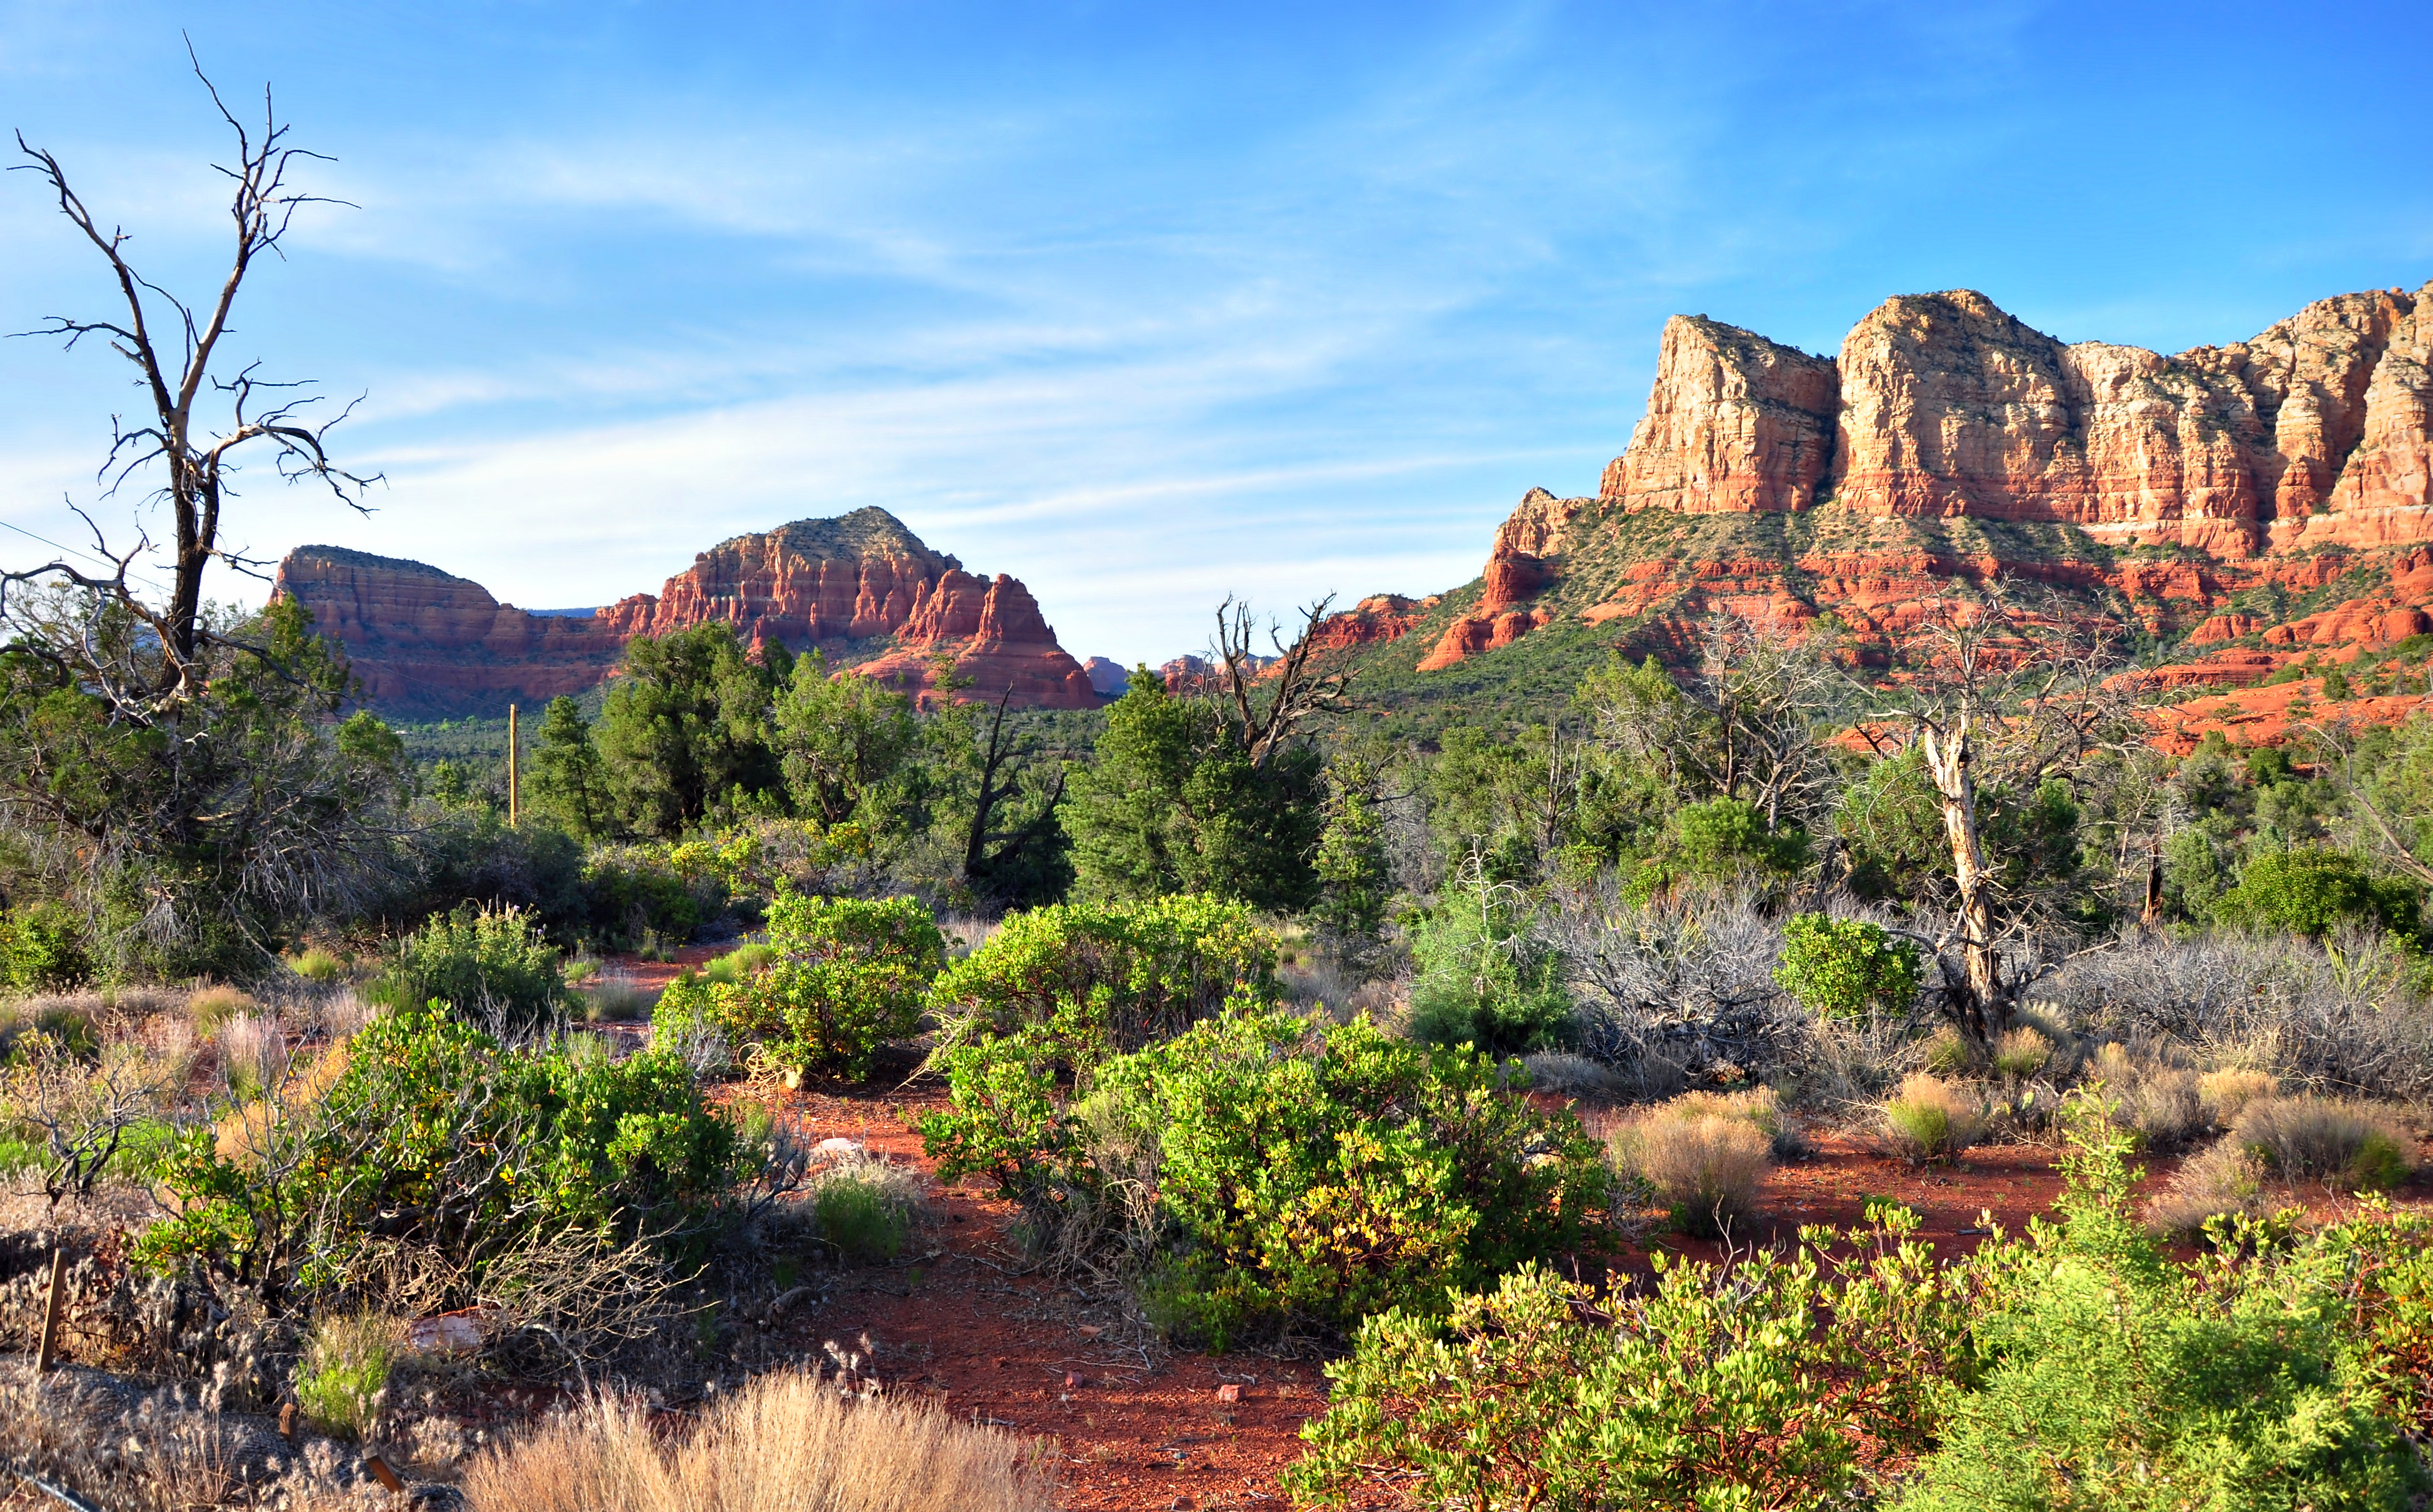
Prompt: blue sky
<box><xmin>3</xmin><ymin>2</ymin><xmax>2428</xmax><ymax>666</ymax></box>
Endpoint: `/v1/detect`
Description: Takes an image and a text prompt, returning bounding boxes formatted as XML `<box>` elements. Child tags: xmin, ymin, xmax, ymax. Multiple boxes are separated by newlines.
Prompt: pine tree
<box><xmin>528</xmin><ymin>696</ymin><xmax>617</xmax><ymax>839</ymax></box>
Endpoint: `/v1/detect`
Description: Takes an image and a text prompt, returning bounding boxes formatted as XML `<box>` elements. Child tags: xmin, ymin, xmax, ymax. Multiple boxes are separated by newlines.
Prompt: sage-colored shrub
<box><xmin>2232</xmin><ymin>1095</ymin><xmax>2418</xmax><ymax>1192</ymax></box>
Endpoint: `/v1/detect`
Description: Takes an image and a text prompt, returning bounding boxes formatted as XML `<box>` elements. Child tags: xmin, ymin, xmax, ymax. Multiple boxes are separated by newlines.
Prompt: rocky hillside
<box><xmin>1334</xmin><ymin>282</ymin><xmax>2433</xmax><ymax>742</ymax></box>
<box><xmin>275</xmin><ymin>507</ymin><xmax>1098</xmax><ymax>719</ymax></box>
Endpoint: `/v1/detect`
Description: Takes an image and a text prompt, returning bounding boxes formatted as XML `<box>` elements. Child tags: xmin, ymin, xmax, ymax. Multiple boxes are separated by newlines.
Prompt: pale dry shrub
<box><xmin>2036</xmin><ymin>926</ymin><xmax>2433</xmax><ymax>1100</ymax></box>
<box><xmin>2146</xmin><ymin>1136</ymin><xmax>2277</xmax><ymax>1241</ymax></box>
<box><xmin>2231</xmin><ymin>1096</ymin><xmax>2419</xmax><ymax>1191</ymax></box>
<box><xmin>217</xmin><ymin>1011</ymin><xmax>292</xmax><ymax>1101</ymax></box>
<box><xmin>581</xmin><ymin>973</ymin><xmax>657</xmax><ymax>1023</ymax></box>
<box><xmin>1609</xmin><ymin>1095</ymin><xmax>1773</xmax><ymax>1237</ymax></box>
<box><xmin>2085</xmin><ymin>1043</ymin><xmax>2208</xmax><ymax>1151</ymax></box>
<box><xmin>459</xmin><ymin>1369</ymin><xmax>1056</xmax><ymax>1511</ymax></box>
<box><xmin>2198</xmin><ymin>1068</ymin><xmax>2277</xmax><ymax>1126</ymax></box>
<box><xmin>0</xmin><ymin>1361</ymin><xmax>369</xmax><ymax>1510</ymax></box>
<box><xmin>1881</xmin><ymin>1073</ymin><xmax>1986</xmax><ymax>1163</ymax></box>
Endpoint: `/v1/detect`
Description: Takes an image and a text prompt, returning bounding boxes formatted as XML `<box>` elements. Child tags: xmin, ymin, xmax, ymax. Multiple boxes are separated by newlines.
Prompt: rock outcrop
<box><xmin>854</xmin><ymin>570</ymin><xmax>1098</xmax><ymax>709</ymax></box>
<box><xmin>1600</xmin><ymin>318</ymin><xmax>1838</xmax><ymax>514</ymax></box>
<box><xmin>1412</xmin><ymin>282</ymin><xmax>2433</xmax><ymax>676</ymax></box>
<box><xmin>1083</xmin><ymin>657</ymin><xmax>1130</xmax><ymax>697</ymax></box>
<box><xmin>273</xmin><ymin>547</ymin><xmax>626</xmax><ymax>717</ymax></box>
<box><xmin>277</xmin><ymin>507</ymin><xmax>1096</xmax><ymax>716</ymax></box>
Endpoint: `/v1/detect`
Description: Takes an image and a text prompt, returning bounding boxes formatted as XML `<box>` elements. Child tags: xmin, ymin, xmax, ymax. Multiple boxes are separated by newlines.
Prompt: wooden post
<box><xmin>508</xmin><ymin>703</ymin><xmax>520</xmax><ymax>828</ymax></box>
<box><xmin>33</xmin><ymin>1245</ymin><xmax>66</xmax><ymax>1373</ymax></box>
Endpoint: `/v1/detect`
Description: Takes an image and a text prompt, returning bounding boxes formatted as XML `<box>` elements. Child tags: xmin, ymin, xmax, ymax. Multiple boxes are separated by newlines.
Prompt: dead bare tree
<box><xmin>1209</xmin><ymin>594</ymin><xmax>1356</xmax><ymax>768</ymax></box>
<box><xmin>1855</xmin><ymin>587</ymin><xmax>2136</xmax><ymax>1055</ymax></box>
<box><xmin>6</xmin><ymin>43</ymin><xmax>375</xmax><ymax>717</ymax></box>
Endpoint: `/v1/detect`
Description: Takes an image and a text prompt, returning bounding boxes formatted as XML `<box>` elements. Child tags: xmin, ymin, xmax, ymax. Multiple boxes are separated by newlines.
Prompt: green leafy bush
<box><xmin>1895</xmin><ymin>1101</ymin><xmax>2428</xmax><ymax>1509</ymax></box>
<box><xmin>924</xmin><ymin>1008</ymin><xmax>1605</xmax><ymax>1347</ymax></box>
<box><xmin>925</xmin><ymin>893</ymin><xmax>1277</xmax><ymax>1055</ymax></box>
<box><xmin>1773</xmin><ymin>912</ymin><xmax>1920</xmax><ymax>1020</ymax></box>
<box><xmin>0</xmin><ymin>901</ymin><xmax>93</xmax><ymax>992</ymax></box>
<box><xmin>576</xmin><ymin>843</ymin><xmax>725</xmax><ymax>952</ymax></box>
<box><xmin>2212</xmin><ymin>846</ymin><xmax>2422</xmax><ymax>945</ymax></box>
<box><xmin>1291</xmin><ymin>1098</ymin><xmax>2433</xmax><ymax>1511</ymax></box>
<box><xmin>653</xmin><ymin>893</ymin><xmax>942</xmax><ymax>1081</ymax></box>
<box><xmin>139</xmin><ymin>1006</ymin><xmax>743</xmax><ymax>1309</ymax></box>
<box><xmin>375</xmin><ymin>903</ymin><xmax>566</xmax><ymax>1031</ymax></box>
<box><xmin>1287</xmin><ymin>1202</ymin><xmax>1981</xmax><ymax>1511</ymax></box>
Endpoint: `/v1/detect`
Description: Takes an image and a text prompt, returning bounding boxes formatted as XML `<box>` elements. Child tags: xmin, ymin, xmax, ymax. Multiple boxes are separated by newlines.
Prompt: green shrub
<box><xmin>294</xmin><ymin>1311</ymin><xmax>401</xmax><ymax>1439</ymax></box>
<box><xmin>375</xmin><ymin>903</ymin><xmax>566</xmax><ymax>1031</ymax></box>
<box><xmin>652</xmin><ymin>893</ymin><xmax>942</xmax><ymax>1081</ymax></box>
<box><xmin>2212</xmin><ymin>846</ymin><xmax>2422</xmax><ymax>945</ymax></box>
<box><xmin>576</xmin><ymin>843</ymin><xmax>725</xmax><ymax>951</ymax></box>
<box><xmin>924</xmin><ymin>893</ymin><xmax>1277</xmax><ymax>1055</ymax></box>
<box><xmin>1286</xmin><ymin>1201</ymin><xmax>1980</xmax><ymax>1511</ymax></box>
<box><xmin>139</xmin><ymin>1006</ymin><xmax>743</xmax><ymax>1308</ymax></box>
<box><xmin>1895</xmin><ymin>1100</ymin><xmax>2428</xmax><ymax>1509</ymax></box>
<box><xmin>925</xmin><ymin>1008</ymin><xmax>1605</xmax><ymax>1347</ymax></box>
<box><xmin>1773</xmin><ymin>912</ymin><xmax>1921</xmax><ymax>1020</ymax></box>
<box><xmin>1404</xmin><ymin>887</ymin><xmax>1571</xmax><ymax>1056</ymax></box>
<box><xmin>813</xmin><ymin>1176</ymin><xmax>909</xmax><ymax>1265</ymax></box>
<box><xmin>0</xmin><ymin>902</ymin><xmax>93</xmax><ymax>992</ymax></box>
<box><xmin>1291</xmin><ymin>1098</ymin><xmax>2433</xmax><ymax>1511</ymax></box>
<box><xmin>1990</xmin><ymin>1025</ymin><xmax>2053</xmax><ymax>1079</ymax></box>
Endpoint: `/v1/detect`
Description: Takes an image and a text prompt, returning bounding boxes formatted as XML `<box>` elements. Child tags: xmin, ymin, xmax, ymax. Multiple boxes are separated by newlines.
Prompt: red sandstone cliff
<box><xmin>273</xmin><ymin>547</ymin><xmax>627</xmax><ymax>714</ymax></box>
<box><xmin>277</xmin><ymin>507</ymin><xmax>1097</xmax><ymax>715</ymax></box>
<box><xmin>1415</xmin><ymin>282</ymin><xmax>2433</xmax><ymax>674</ymax></box>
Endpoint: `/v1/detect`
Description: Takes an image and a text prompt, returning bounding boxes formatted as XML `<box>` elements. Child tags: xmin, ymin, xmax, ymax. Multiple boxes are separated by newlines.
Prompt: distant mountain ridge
<box><xmin>274</xmin><ymin>507</ymin><xmax>1097</xmax><ymax>719</ymax></box>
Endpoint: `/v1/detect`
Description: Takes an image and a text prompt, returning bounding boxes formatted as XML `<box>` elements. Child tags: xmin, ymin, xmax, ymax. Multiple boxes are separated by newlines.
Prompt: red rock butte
<box><xmin>274</xmin><ymin>507</ymin><xmax>1097</xmax><ymax>718</ymax></box>
<box><xmin>1398</xmin><ymin>282</ymin><xmax>2433</xmax><ymax>724</ymax></box>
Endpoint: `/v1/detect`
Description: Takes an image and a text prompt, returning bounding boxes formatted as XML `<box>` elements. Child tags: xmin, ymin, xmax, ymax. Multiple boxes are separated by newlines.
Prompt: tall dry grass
<box><xmin>1607</xmin><ymin>1090</ymin><xmax>1778</xmax><ymax>1237</ymax></box>
<box><xmin>459</xmin><ymin>1369</ymin><xmax>1055</xmax><ymax>1512</ymax></box>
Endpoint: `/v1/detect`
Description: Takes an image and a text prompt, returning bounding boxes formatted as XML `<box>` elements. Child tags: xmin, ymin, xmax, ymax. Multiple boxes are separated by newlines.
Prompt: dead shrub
<box><xmin>1881</xmin><ymin>1073</ymin><xmax>1986</xmax><ymax>1163</ymax></box>
<box><xmin>1519</xmin><ymin>1051</ymin><xmax>1625</xmax><ymax>1100</ymax></box>
<box><xmin>2231</xmin><ymin>1096</ymin><xmax>2419</xmax><ymax>1191</ymax></box>
<box><xmin>1608</xmin><ymin>1094</ymin><xmax>1773</xmax><ymax>1237</ymax></box>
<box><xmin>459</xmin><ymin>1368</ymin><xmax>1057</xmax><ymax>1511</ymax></box>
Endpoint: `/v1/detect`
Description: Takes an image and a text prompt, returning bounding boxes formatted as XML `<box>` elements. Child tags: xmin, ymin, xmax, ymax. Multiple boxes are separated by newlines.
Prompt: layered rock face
<box><xmin>855</xmin><ymin>570</ymin><xmax>1098</xmax><ymax>709</ymax></box>
<box><xmin>277</xmin><ymin>507</ymin><xmax>1097</xmax><ymax>715</ymax></box>
<box><xmin>1600</xmin><ymin>317</ymin><xmax>1838</xmax><ymax>514</ymax></box>
<box><xmin>596</xmin><ymin>510</ymin><xmax>958</xmax><ymax>647</ymax></box>
<box><xmin>1590</xmin><ymin>285</ymin><xmax>2430</xmax><ymax>552</ymax></box>
<box><xmin>274</xmin><ymin>547</ymin><xmax>626</xmax><ymax>716</ymax></box>
<box><xmin>1413</xmin><ymin>282</ymin><xmax>2433</xmax><ymax>674</ymax></box>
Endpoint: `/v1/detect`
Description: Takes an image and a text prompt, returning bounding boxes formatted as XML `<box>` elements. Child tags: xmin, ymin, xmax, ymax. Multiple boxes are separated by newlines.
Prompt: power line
<box><xmin>0</xmin><ymin>517</ymin><xmax>175</xmax><ymax>595</ymax></box>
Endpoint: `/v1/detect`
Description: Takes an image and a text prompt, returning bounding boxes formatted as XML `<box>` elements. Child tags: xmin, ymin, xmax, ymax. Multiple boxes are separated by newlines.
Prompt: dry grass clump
<box><xmin>2198</xmin><ymin>1068</ymin><xmax>2277</xmax><ymax>1126</ymax></box>
<box><xmin>2146</xmin><ymin>1137</ymin><xmax>2278</xmax><ymax>1241</ymax></box>
<box><xmin>1881</xmin><ymin>1073</ymin><xmax>1986</xmax><ymax>1164</ymax></box>
<box><xmin>186</xmin><ymin>984</ymin><xmax>255</xmax><ymax>1036</ymax></box>
<box><xmin>1608</xmin><ymin>1093</ymin><xmax>1774</xmax><ymax>1237</ymax></box>
<box><xmin>459</xmin><ymin>1369</ymin><xmax>1057</xmax><ymax>1511</ymax></box>
<box><xmin>1991</xmin><ymin>1025</ymin><xmax>2054</xmax><ymax>1079</ymax></box>
<box><xmin>581</xmin><ymin>973</ymin><xmax>658</xmax><ymax>1024</ymax></box>
<box><xmin>217</xmin><ymin>1011</ymin><xmax>292</xmax><ymax>1102</ymax></box>
<box><xmin>2230</xmin><ymin>1096</ymin><xmax>2419</xmax><ymax>1191</ymax></box>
